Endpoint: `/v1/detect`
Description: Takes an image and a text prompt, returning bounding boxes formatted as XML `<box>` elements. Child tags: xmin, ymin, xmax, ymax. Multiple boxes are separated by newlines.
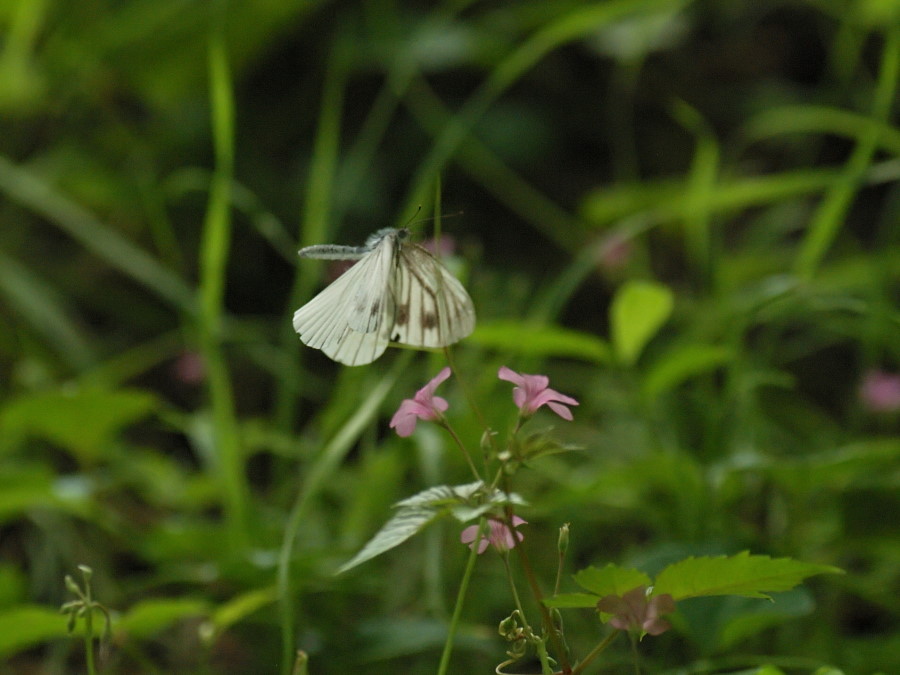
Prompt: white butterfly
<box><xmin>293</xmin><ymin>228</ymin><xmax>476</xmax><ymax>366</ymax></box>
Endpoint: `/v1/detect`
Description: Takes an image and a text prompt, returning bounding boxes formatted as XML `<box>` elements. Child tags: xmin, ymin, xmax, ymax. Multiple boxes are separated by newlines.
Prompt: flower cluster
<box><xmin>389</xmin><ymin>366</ymin><xmax>579</xmax><ymax>556</ymax></box>
<box><xmin>390</xmin><ymin>366</ymin><xmax>579</xmax><ymax>438</ymax></box>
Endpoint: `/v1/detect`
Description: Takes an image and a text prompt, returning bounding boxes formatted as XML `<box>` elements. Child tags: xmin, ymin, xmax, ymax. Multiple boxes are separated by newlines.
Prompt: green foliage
<box><xmin>0</xmin><ymin>606</ymin><xmax>70</xmax><ymax>659</ymax></box>
<box><xmin>0</xmin><ymin>388</ymin><xmax>158</xmax><ymax>462</ymax></box>
<box><xmin>547</xmin><ymin>554</ymin><xmax>840</xmax><ymax>608</ymax></box>
<box><xmin>610</xmin><ymin>280</ymin><xmax>674</xmax><ymax>365</ymax></box>
<box><xmin>654</xmin><ymin>553</ymin><xmax>843</xmax><ymax>601</ymax></box>
<box><xmin>1</xmin><ymin>0</ymin><xmax>897</xmax><ymax>672</ymax></box>
<box><xmin>337</xmin><ymin>482</ymin><xmax>521</xmax><ymax>573</ymax></box>
<box><xmin>572</xmin><ymin>564</ymin><xmax>652</xmax><ymax>599</ymax></box>
<box><xmin>115</xmin><ymin>598</ymin><xmax>210</xmax><ymax>640</ymax></box>
<box><xmin>472</xmin><ymin>320</ymin><xmax>611</xmax><ymax>363</ymax></box>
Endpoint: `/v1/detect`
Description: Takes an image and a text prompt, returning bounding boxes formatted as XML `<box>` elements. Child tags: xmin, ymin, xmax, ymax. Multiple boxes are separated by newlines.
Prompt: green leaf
<box><xmin>336</xmin><ymin>504</ymin><xmax>443</xmax><ymax>574</ymax></box>
<box><xmin>642</xmin><ymin>343</ymin><xmax>733</xmax><ymax>397</ymax></box>
<box><xmin>208</xmin><ymin>587</ymin><xmax>277</xmax><ymax>638</ymax></box>
<box><xmin>471</xmin><ymin>320</ymin><xmax>611</xmax><ymax>363</ymax></box>
<box><xmin>677</xmin><ymin>589</ymin><xmax>815</xmax><ymax>654</ymax></box>
<box><xmin>573</xmin><ymin>564</ymin><xmax>651</xmax><ymax>597</ymax></box>
<box><xmin>610</xmin><ymin>280</ymin><xmax>673</xmax><ymax>365</ymax></box>
<box><xmin>0</xmin><ymin>468</ymin><xmax>91</xmax><ymax>524</ymax></box>
<box><xmin>543</xmin><ymin>593</ymin><xmax>601</xmax><ymax>609</ymax></box>
<box><xmin>0</xmin><ymin>250</ymin><xmax>95</xmax><ymax>368</ymax></box>
<box><xmin>0</xmin><ymin>388</ymin><xmax>158</xmax><ymax>463</ymax></box>
<box><xmin>654</xmin><ymin>552</ymin><xmax>844</xmax><ymax>601</ymax></box>
<box><xmin>0</xmin><ymin>605</ymin><xmax>69</xmax><ymax>658</ymax></box>
<box><xmin>0</xmin><ymin>565</ymin><xmax>26</xmax><ymax>607</ymax></box>
<box><xmin>337</xmin><ymin>482</ymin><xmax>518</xmax><ymax>574</ymax></box>
<box><xmin>717</xmin><ymin>590</ymin><xmax>814</xmax><ymax>650</ymax></box>
<box><xmin>117</xmin><ymin>598</ymin><xmax>210</xmax><ymax>639</ymax></box>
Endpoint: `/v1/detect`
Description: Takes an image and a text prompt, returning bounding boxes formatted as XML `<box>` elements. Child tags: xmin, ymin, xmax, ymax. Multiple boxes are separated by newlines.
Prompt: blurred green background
<box><xmin>1</xmin><ymin>0</ymin><xmax>898</xmax><ymax>673</ymax></box>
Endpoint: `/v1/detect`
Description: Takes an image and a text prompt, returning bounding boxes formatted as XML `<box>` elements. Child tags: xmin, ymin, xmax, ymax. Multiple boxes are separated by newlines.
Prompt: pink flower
<box><xmin>498</xmin><ymin>367</ymin><xmax>579</xmax><ymax>420</ymax></box>
<box><xmin>420</xmin><ymin>235</ymin><xmax>456</xmax><ymax>257</ymax></box>
<box><xmin>389</xmin><ymin>367</ymin><xmax>452</xmax><ymax>437</ymax></box>
<box><xmin>597</xmin><ymin>586</ymin><xmax>675</xmax><ymax>637</ymax></box>
<box><xmin>859</xmin><ymin>370</ymin><xmax>900</xmax><ymax>413</ymax></box>
<box><xmin>597</xmin><ymin>233</ymin><xmax>633</xmax><ymax>273</ymax></box>
<box><xmin>460</xmin><ymin>516</ymin><xmax>527</xmax><ymax>554</ymax></box>
<box><xmin>171</xmin><ymin>350</ymin><xmax>206</xmax><ymax>385</ymax></box>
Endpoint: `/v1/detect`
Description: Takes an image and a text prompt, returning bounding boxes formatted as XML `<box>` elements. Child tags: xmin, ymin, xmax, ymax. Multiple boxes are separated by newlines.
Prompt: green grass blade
<box><xmin>795</xmin><ymin>27</ymin><xmax>900</xmax><ymax>278</ymax></box>
<box><xmin>275</xmin><ymin>30</ymin><xmax>351</xmax><ymax>430</ymax></box>
<box><xmin>0</xmin><ymin>155</ymin><xmax>195</xmax><ymax>312</ymax></box>
<box><xmin>401</xmin><ymin>0</ymin><xmax>687</xmax><ymax>215</ymax></box>
<box><xmin>0</xmin><ymin>250</ymin><xmax>95</xmax><ymax>368</ymax></box>
<box><xmin>278</xmin><ymin>356</ymin><xmax>406</xmax><ymax>674</ymax></box>
<box><xmin>197</xmin><ymin>11</ymin><xmax>248</xmax><ymax>550</ymax></box>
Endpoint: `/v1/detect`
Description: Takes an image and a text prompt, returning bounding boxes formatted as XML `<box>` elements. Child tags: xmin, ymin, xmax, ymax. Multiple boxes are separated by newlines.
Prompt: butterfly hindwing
<box><xmin>389</xmin><ymin>243</ymin><xmax>475</xmax><ymax>348</ymax></box>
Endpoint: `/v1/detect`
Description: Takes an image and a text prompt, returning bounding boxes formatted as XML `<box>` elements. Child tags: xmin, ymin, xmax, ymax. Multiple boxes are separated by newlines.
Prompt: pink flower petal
<box><xmin>498</xmin><ymin>366</ymin><xmax>578</xmax><ymax>420</ymax></box>
<box><xmin>389</xmin><ymin>368</ymin><xmax>453</xmax><ymax>437</ymax></box>
<box><xmin>498</xmin><ymin>366</ymin><xmax>524</xmax><ymax>386</ymax></box>
<box><xmin>546</xmin><ymin>401</ymin><xmax>574</xmax><ymax>420</ymax></box>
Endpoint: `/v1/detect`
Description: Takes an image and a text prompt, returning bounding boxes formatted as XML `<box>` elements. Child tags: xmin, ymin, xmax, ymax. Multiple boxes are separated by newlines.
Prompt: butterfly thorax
<box><xmin>364</xmin><ymin>227</ymin><xmax>409</xmax><ymax>251</ymax></box>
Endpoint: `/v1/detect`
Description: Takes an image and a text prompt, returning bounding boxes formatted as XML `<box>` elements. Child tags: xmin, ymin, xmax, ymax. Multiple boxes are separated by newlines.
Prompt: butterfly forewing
<box><xmin>292</xmin><ymin>244</ymin><xmax>394</xmax><ymax>365</ymax></box>
<box><xmin>346</xmin><ymin>232</ymin><xmax>397</xmax><ymax>334</ymax></box>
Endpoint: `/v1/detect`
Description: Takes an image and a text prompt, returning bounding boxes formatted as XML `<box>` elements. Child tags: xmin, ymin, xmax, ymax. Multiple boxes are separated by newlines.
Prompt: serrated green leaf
<box><xmin>654</xmin><ymin>552</ymin><xmax>844</xmax><ymax>600</ymax></box>
<box><xmin>543</xmin><ymin>593</ymin><xmax>600</xmax><ymax>609</ymax></box>
<box><xmin>610</xmin><ymin>280</ymin><xmax>673</xmax><ymax>365</ymax></box>
<box><xmin>117</xmin><ymin>598</ymin><xmax>209</xmax><ymax>638</ymax></box>
<box><xmin>573</xmin><ymin>564</ymin><xmax>651</xmax><ymax>597</ymax></box>
<box><xmin>337</xmin><ymin>505</ymin><xmax>443</xmax><ymax>574</ymax></box>
<box><xmin>394</xmin><ymin>481</ymin><xmax>485</xmax><ymax>508</ymax></box>
<box><xmin>338</xmin><ymin>482</ymin><xmax>523</xmax><ymax>573</ymax></box>
<box><xmin>0</xmin><ymin>605</ymin><xmax>69</xmax><ymax>657</ymax></box>
<box><xmin>471</xmin><ymin>320</ymin><xmax>611</xmax><ymax>363</ymax></box>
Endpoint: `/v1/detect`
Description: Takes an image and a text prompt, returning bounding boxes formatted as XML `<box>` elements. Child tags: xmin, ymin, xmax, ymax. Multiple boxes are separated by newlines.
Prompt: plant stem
<box><xmin>503</xmin><ymin>499</ymin><xmax>572</xmax><ymax>674</ymax></box>
<box><xmin>437</xmin><ymin>518</ymin><xmax>487</xmax><ymax>675</ymax></box>
<box><xmin>440</xmin><ymin>418</ymin><xmax>482</xmax><ymax>481</ymax></box>
<box><xmin>570</xmin><ymin>630</ymin><xmax>619</xmax><ymax>674</ymax></box>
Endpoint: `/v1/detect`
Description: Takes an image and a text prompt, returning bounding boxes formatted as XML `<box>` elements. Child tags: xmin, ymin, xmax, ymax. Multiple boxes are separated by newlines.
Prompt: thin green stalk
<box><xmin>504</xmin><ymin>494</ymin><xmax>572</xmax><ymax>673</ymax></box>
<box><xmin>401</xmin><ymin>0</ymin><xmax>684</xmax><ymax>217</ymax></box>
<box><xmin>404</xmin><ymin>75</ymin><xmax>582</xmax><ymax>253</ymax></box>
<box><xmin>671</xmin><ymin>99</ymin><xmax>719</xmax><ymax>288</ymax></box>
<box><xmin>570</xmin><ymin>630</ymin><xmax>619</xmax><ymax>674</ymax></box>
<box><xmin>795</xmin><ymin>26</ymin><xmax>900</xmax><ymax>278</ymax></box>
<box><xmin>83</xmin><ymin>600</ymin><xmax>96</xmax><ymax>675</ymax></box>
<box><xmin>278</xmin><ymin>359</ymin><xmax>405</xmax><ymax>674</ymax></box>
<box><xmin>439</xmin><ymin>418</ymin><xmax>482</xmax><ymax>482</ymax></box>
<box><xmin>274</xmin><ymin>30</ymin><xmax>350</xmax><ymax>431</ymax></box>
<box><xmin>501</xmin><ymin>552</ymin><xmax>528</xmax><ymax>625</ymax></box>
<box><xmin>198</xmin><ymin>5</ymin><xmax>248</xmax><ymax>549</ymax></box>
<box><xmin>437</xmin><ymin>518</ymin><xmax>487</xmax><ymax>675</ymax></box>
<box><xmin>0</xmin><ymin>155</ymin><xmax>195</xmax><ymax>313</ymax></box>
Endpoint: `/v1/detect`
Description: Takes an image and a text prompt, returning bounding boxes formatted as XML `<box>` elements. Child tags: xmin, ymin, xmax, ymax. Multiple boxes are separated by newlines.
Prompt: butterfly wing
<box><xmin>293</xmin><ymin>235</ymin><xmax>397</xmax><ymax>366</ymax></box>
<box><xmin>389</xmin><ymin>243</ymin><xmax>475</xmax><ymax>348</ymax></box>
